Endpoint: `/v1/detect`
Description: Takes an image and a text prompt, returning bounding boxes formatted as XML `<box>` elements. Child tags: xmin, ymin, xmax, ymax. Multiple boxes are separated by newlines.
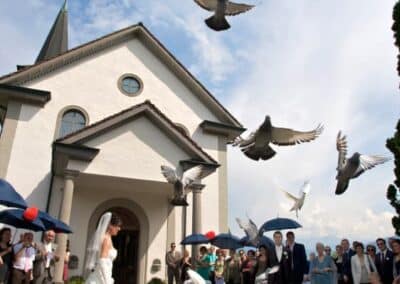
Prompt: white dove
<box><xmin>236</xmin><ymin>216</ymin><xmax>263</xmax><ymax>246</ymax></box>
<box><xmin>187</xmin><ymin>269</ymin><xmax>212</xmax><ymax>284</ymax></box>
<box><xmin>282</xmin><ymin>181</ymin><xmax>311</xmax><ymax>218</ymax></box>
<box><xmin>161</xmin><ymin>165</ymin><xmax>213</xmax><ymax>206</ymax></box>
<box><xmin>255</xmin><ymin>265</ymin><xmax>280</xmax><ymax>284</ymax></box>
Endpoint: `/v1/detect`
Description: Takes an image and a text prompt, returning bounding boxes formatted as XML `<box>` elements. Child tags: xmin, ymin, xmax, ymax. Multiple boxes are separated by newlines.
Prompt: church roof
<box><xmin>35</xmin><ymin>0</ymin><xmax>68</xmax><ymax>63</ymax></box>
<box><xmin>0</xmin><ymin>23</ymin><xmax>241</xmax><ymax>127</ymax></box>
<box><xmin>56</xmin><ymin>100</ymin><xmax>219</xmax><ymax>165</ymax></box>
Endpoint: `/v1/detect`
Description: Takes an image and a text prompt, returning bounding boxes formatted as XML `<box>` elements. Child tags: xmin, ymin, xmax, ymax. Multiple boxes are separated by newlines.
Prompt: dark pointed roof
<box><xmin>35</xmin><ymin>0</ymin><xmax>68</xmax><ymax>63</ymax></box>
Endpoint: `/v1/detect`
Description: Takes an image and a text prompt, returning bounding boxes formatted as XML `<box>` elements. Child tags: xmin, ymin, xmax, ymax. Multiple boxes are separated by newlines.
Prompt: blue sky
<box><xmin>1</xmin><ymin>0</ymin><xmax>400</xmax><ymax>252</ymax></box>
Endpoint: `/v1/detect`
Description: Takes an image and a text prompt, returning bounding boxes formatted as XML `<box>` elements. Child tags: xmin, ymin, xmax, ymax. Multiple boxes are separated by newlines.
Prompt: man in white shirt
<box><xmin>11</xmin><ymin>232</ymin><xmax>37</xmax><ymax>284</ymax></box>
<box><xmin>33</xmin><ymin>230</ymin><xmax>59</xmax><ymax>284</ymax></box>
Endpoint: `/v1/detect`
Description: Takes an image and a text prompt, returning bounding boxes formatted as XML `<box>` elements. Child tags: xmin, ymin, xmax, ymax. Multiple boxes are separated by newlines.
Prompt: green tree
<box><xmin>387</xmin><ymin>1</ymin><xmax>400</xmax><ymax>235</ymax></box>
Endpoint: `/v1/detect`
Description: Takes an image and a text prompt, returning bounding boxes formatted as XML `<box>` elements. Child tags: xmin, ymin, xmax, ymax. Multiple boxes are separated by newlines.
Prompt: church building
<box><xmin>0</xmin><ymin>1</ymin><xmax>244</xmax><ymax>282</ymax></box>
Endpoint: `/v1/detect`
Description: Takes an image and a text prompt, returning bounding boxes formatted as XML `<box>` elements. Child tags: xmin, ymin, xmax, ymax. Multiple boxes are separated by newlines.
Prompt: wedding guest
<box><xmin>254</xmin><ymin>245</ymin><xmax>274</xmax><ymax>283</ymax></box>
<box><xmin>341</xmin><ymin>238</ymin><xmax>355</xmax><ymax>284</ymax></box>
<box><xmin>180</xmin><ymin>249</ymin><xmax>191</xmax><ymax>283</ymax></box>
<box><xmin>33</xmin><ymin>229</ymin><xmax>59</xmax><ymax>284</ymax></box>
<box><xmin>271</xmin><ymin>231</ymin><xmax>291</xmax><ymax>284</ymax></box>
<box><xmin>309</xmin><ymin>243</ymin><xmax>336</xmax><ymax>284</ymax></box>
<box><xmin>166</xmin><ymin>242</ymin><xmax>182</xmax><ymax>284</ymax></box>
<box><xmin>366</xmin><ymin>245</ymin><xmax>376</xmax><ymax>262</ymax></box>
<box><xmin>224</xmin><ymin>249</ymin><xmax>240</xmax><ymax>284</ymax></box>
<box><xmin>286</xmin><ymin>231</ymin><xmax>307</xmax><ymax>284</ymax></box>
<box><xmin>12</xmin><ymin>232</ymin><xmax>37</xmax><ymax>284</ymax></box>
<box><xmin>197</xmin><ymin>246</ymin><xmax>212</xmax><ymax>280</ymax></box>
<box><xmin>334</xmin><ymin>245</ymin><xmax>345</xmax><ymax>284</ymax></box>
<box><xmin>351</xmin><ymin>242</ymin><xmax>377</xmax><ymax>284</ymax></box>
<box><xmin>325</xmin><ymin>246</ymin><xmax>332</xmax><ymax>257</ymax></box>
<box><xmin>392</xmin><ymin>239</ymin><xmax>400</xmax><ymax>284</ymax></box>
<box><xmin>375</xmin><ymin>238</ymin><xmax>393</xmax><ymax>284</ymax></box>
<box><xmin>209</xmin><ymin>246</ymin><xmax>217</xmax><ymax>284</ymax></box>
<box><xmin>214</xmin><ymin>250</ymin><xmax>225</xmax><ymax>284</ymax></box>
<box><xmin>0</xmin><ymin>228</ymin><xmax>12</xmax><ymax>284</ymax></box>
<box><xmin>241</xmin><ymin>250</ymin><xmax>256</xmax><ymax>284</ymax></box>
<box><xmin>63</xmin><ymin>240</ymin><xmax>70</xmax><ymax>283</ymax></box>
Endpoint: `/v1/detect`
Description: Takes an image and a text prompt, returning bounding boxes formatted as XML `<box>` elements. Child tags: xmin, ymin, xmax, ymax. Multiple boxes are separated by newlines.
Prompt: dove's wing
<box><xmin>187</xmin><ymin>269</ymin><xmax>206</xmax><ymax>284</ymax></box>
<box><xmin>194</xmin><ymin>0</ymin><xmax>218</xmax><ymax>11</ymax></box>
<box><xmin>354</xmin><ymin>155</ymin><xmax>390</xmax><ymax>176</ymax></box>
<box><xmin>336</xmin><ymin>131</ymin><xmax>348</xmax><ymax>170</ymax></box>
<box><xmin>182</xmin><ymin>165</ymin><xmax>213</xmax><ymax>188</ymax></box>
<box><xmin>225</xmin><ymin>1</ymin><xmax>255</xmax><ymax>16</ymax></box>
<box><xmin>282</xmin><ymin>189</ymin><xmax>298</xmax><ymax>202</ymax></box>
<box><xmin>270</xmin><ymin>124</ymin><xmax>323</xmax><ymax>146</ymax></box>
<box><xmin>267</xmin><ymin>265</ymin><xmax>280</xmax><ymax>274</ymax></box>
<box><xmin>236</xmin><ymin>217</ymin><xmax>258</xmax><ymax>241</ymax></box>
<box><xmin>161</xmin><ymin>165</ymin><xmax>179</xmax><ymax>184</ymax></box>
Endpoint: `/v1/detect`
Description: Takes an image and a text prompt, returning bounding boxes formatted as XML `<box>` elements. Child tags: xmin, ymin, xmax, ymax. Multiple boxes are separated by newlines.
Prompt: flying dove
<box><xmin>236</xmin><ymin>216</ymin><xmax>264</xmax><ymax>246</ymax></box>
<box><xmin>282</xmin><ymin>181</ymin><xmax>311</xmax><ymax>218</ymax></box>
<box><xmin>194</xmin><ymin>0</ymin><xmax>255</xmax><ymax>31</ymax></box>
<box><xmin>255</xmin><ymin>265</ymin><xmax>280</xmax><ymax>284</ymax></box>
<box><xmin>335</xmin><ymin>131</ymin><xmax>391</xmax><ymax>195</ymax></box>
<box><xmin>161</xmin><ymin>165</ymin><xmax>213</xmax><ymax>206</ymax></box>
<box><xmin>229</xmin><ymin>116</ymin><xmax>324</xmax><ymax>161</ymax></box>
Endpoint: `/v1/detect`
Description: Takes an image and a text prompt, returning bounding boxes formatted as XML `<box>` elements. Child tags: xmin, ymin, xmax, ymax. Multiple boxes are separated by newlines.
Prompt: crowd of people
<box><xmin>166</xmin><ymin>231</ymin><xmax>400</xmax><ymax>284</ymax></box>
<box><xmin>0</xmin><ymin>228</ymin><xmax>70</xmax><ymax>284</ymax></box>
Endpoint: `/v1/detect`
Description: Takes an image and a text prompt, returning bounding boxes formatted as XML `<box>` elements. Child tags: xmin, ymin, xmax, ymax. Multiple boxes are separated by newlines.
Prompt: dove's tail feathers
<box><xmin>243</xmin><ymin>146</ymin><xmax>276</xmax><ymax>161</ymax></box>
<box><xmin>335</xmin><ymin>180</ymin><xmax>349</xmax><ymax>195</ymax></box>
<box><xmin>205</xmin><ymin>15</ymin><xmax>230</xmax><ymax>31</ymax></box>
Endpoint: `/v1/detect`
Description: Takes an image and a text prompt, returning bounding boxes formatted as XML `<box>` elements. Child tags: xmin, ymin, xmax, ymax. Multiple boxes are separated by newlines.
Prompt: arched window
<box><xmin>0</xmin><ymin>106</ymin><xmax>6</xmax><ymax>137</ymax></box>
<box><xmin>59</xmin><ymin>109</ymin><xmax>86</xmax><ymax>138</ymax></box>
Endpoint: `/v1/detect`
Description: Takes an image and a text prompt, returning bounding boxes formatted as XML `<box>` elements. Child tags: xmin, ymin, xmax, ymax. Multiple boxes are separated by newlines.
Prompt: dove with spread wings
<box><xmin>194</xmin><ymin>0</ymin><xmax>255</xmax><ymax>31</ymax></box>
<box><xmin>161</xmin><ymin>165</ymin><xmax>213</xmax><ymax>206</ymax></box>
<box><xmin>335</xmin><ymin>131</ymin><xmax>391</xmax><ymax>195</ymax></box>
<box><xmin>236</xmin><ymin>216</ymin><xmax>264</xmax><ymax>246</ymax></box>
<box><xmin>282</xmin><ymin>181</ymin><xmax>311</xmax><ymax>218</ymax></box>
<box><xmin>230</xmin><ymin>116</ymin><xmax>324</xmax><ymax>161</ymax></box>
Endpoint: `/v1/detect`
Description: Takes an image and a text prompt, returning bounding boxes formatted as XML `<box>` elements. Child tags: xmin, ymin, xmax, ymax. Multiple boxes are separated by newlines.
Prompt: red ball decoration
<box><xmin>23</xmin><ymin>207</ymin><xmax>39</xmax><ymax>222</ymax></box>
<box><xmin>205</xmin><ymin>230</ymin><xmax>216</xmax><ymax>240</ymax></box>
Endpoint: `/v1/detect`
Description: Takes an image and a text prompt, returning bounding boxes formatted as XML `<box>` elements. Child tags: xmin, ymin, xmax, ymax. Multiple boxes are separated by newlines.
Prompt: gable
<box><xmin>0</xmin><ymin>24</ymin><xmax>241</xmax><ymax>128</ymax></box>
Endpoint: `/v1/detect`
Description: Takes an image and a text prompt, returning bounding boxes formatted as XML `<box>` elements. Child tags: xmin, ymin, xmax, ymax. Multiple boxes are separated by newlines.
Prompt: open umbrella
<box><xmin>181</xmin><ymin>234</ymin><xmax>210</xmax><ymax>245</ymax></box>
<box><xmin>0</xmin><ymin>179</ymin><xmax>27</xmax><ymax>209</ymax></box>
<box><xmin>210</xmin><ymin>233</ymin><xmax>241</xmax><ymax>250</ymax></box>
<box><xmin>239</xmin><ymin>235</ymin><xmax>274</xmax><ymax>249</ymax></box>
<box><xmin>0</xmin><ymin>208</ymin><xmax>45</xmax><ymax>231</ymax></box>
<box><xmin>260</xmin><ymin>217</ymin><xmax>302</xmax><ymax>232</ymax></box>
<box><xmin>38</xmin><ymin>211</ymin><xmax>72</xmax><ymax>234</ymax></box>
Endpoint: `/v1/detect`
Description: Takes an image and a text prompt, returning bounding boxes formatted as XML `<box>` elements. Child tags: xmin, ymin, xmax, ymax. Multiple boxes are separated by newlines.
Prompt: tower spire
<box><xmin>35</xmin><ymin>0</ymin><xmax>68</xmax><ymax>63</ymax></box>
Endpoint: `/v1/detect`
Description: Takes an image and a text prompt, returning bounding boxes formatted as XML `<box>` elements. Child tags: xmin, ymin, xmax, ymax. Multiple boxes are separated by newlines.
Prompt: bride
<box><xmin>85</xmin><ymin>212</ymin><xmax>122</xmax><ymax>284</ymax></box>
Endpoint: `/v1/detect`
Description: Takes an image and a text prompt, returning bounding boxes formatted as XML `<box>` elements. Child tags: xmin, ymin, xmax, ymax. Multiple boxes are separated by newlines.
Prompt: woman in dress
<box><xmin>214</xmin><ymin>250</ymin><xmax>225</xmax><ymax>284</ymax></box>
<box><xmin>241</xmin><ymin>250</ymin><xmax>256</xmax><ymax>284</ymax></box>
<box><xmin>181</xmin><ymin>249</ymin><xmax>192</xmax><ymax>282</ymax></box>
<box><xmin>196</xmin><ymin>246</ymin><xmax>212</xmax><ymax>280</ymax></box>
<box><xmin>85</xmin><ymin>212</ymin><xmax>122</xmax><ymax>284</ymax></box>
<box><xmin>333</xmin><ymin>245</ymin><xmax>345</xmax><ymax>284</ymax></box>
<box><xmin>309</xmin><ymin>243</ymin><xmax>336</xmax><ymax>284</ymax></box>
<box><xmin>0</xmin><ymin>228</ymin><xmax>12</xmax><ymax>284</ymax></box>
<box><xmin>254</xmin><ymin>245</ymin><xmax>274</xmax><ymax>283</ymax></box>
<box><xmin>351</xmin><ymin>242</ymin><xmax>377</xmax><ymax>284</ymax></box>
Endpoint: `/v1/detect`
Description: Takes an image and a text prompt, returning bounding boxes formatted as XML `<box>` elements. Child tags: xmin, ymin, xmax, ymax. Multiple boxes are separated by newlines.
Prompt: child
<box><xmin>215</xmin><ymin>250</ymin><xmax>225</xmax><ymax>284</ymax></box>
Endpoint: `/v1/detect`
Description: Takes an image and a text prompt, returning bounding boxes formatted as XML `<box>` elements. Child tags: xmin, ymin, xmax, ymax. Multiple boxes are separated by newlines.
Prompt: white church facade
<box><xmin>0</xmin><ymin>3</ymin><xmax>244</xmax><ymax>283</ymax></box>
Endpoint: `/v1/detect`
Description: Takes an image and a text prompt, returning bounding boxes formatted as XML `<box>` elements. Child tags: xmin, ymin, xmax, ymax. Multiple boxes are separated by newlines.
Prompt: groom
<box><xmin>166</xmin><ymin>242</ymin><xmax>182</xmax><ymax>284</ymax></box>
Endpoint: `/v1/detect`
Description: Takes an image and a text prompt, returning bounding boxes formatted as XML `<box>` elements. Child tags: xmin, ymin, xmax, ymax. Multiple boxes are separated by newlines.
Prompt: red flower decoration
<box><xmin>205</xmin><ymin>230</ymin><xmax>216</xmax><ymax>240</ymax></box>
<box><xmin>23</xmin><ymin>207</ymin><xmax>39</xmax><ymax>222</ymax></box>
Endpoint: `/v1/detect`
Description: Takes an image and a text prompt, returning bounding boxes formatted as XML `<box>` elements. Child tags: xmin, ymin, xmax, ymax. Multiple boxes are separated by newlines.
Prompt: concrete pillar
<box><xmin>191</xmin><ymin>183</ymin><xmax>205</xmax><ymax>267</ymax></box>
<box><xmin>54</xmin><ymin>170</ymin><xmax>79</xmax><ymax>283</ymax></box>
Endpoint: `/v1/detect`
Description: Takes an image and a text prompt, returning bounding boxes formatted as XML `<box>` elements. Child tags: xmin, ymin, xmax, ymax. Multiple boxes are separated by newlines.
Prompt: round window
<box><xmin>118</xmin><ymin>74</ymin><xmax>143</xmax><ymax>96</ymax></box>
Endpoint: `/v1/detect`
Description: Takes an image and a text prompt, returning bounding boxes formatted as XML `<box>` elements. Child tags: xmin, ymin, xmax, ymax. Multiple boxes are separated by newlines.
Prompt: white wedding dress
<box><xmin>85</xmin><ymin>247</ymin><xmax>118</xmax><ymax>284</ymax></box>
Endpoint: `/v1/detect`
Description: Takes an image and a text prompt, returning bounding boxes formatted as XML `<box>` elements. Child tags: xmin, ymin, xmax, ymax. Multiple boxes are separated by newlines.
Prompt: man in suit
<box><xmin>271</xmin><ymin>231</ymin><xmax>291</xmax><ymax>284</ymax></box>
<box><xmin>375</xmin><ymin>238</ymin><xmax>394</xmax><ymax>284</ymax></box>
<box><xmin>286</xmin><ymin>231</ymin><xmax>307</xmax><ymax>284</ymax></box>
<box><xmin>32</xmin><ymin>230</ymin><xmax>59</xmax><ymax>284</ymax></box>
<box><xmin>341</xmin><ymin>238</ymin><xmax>355</xmax><ymax>284</ymax></box>
<box><xmin>165</xmin><ymin>242</ymin><xmax>182</xmax><ymax>284</ymax></box>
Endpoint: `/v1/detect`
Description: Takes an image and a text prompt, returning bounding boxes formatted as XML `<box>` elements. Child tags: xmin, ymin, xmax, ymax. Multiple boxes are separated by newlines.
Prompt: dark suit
<box><xmin>270</xmin><ymin>245</ymin><xmax>291</xmax><ymax>284</ymax></box>
<box><xmin>375</xmin><ymin>249</ymin><xmax>394</xmax><ymax>284</ymax></box>
<box><xmin>342</xmin><ymin>249</ymin><xmax>356</xmax><ymax>284</ymax></box>
<box><xmin>287</xmin><ymin>243</ymin><xmax>307</xmax><ymax>284</ymax></box>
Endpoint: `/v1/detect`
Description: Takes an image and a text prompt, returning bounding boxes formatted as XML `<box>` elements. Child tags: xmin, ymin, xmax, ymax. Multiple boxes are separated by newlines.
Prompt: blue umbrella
<box><xmin>181</xmin><ymin>233</ymin><xmax>210</xmax><ymax>245</ymax></box>
<box><xmin>0</xmin><ymin>179</ymin><xmax>27</xmax><ymax>209</ymax></box>
<box><xmin>0</xmin><ymin>209</ymin><xmax>45</xmax><ymax>231</ymax></box>
<box><xmin>211</xmin><ymin>233</ymin><xmax>242</xmax><ymax>249</ymax></box>
<box><xmin>239</xmin><ymin>235</ymin><xmax>274</xmax><ymax>249</ymax></box>
<box><xmin>38</xmin><ymin>211</ymin><xmax>73</xmax><ymax>234</ymax></box>
<box><xmin>260</xmin><ymin>217</ymin><xmax>302</xmax><ymax>232</ymax></box>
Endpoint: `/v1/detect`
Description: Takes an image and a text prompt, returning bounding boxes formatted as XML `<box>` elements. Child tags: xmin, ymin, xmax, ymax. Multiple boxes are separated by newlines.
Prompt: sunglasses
<box><xmin>367</xmin><ymin>248</ymin><xmax>375</xmax><ymax>251</ymax></box>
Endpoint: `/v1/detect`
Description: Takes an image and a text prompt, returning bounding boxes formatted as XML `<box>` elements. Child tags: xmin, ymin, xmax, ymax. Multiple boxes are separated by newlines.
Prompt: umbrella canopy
<box><xmin>38</xmin><ymin>211</ymin><xmax>72</xmax><ymax>234</ymax></box>
<box><xmin>260</xmin><ymin>217</ymin><xmax>302</xmax><ymax>232</ymax></box>
<box><xmin>0</xmin><ymin>209</ymin><xmax>45</xmax><ymax>231</ymax></box>
<box><xmin>210</xmin><ymin>233</ymin><xmax>242</xmax><ymax>250</ymax></box>
<box><xmin>181</xmin><ymin>234</ymin><xmax>210</xmax><ymax>245</ymax></box>
<box><xmin>0</xmin><ymin>179</ymin><xmax>27</xmax><ymax>209</ymax></box>
<box><xmin>239</xmin><ymin>235</ymin><xmax>274</xmax><ymax>249</ymax></box>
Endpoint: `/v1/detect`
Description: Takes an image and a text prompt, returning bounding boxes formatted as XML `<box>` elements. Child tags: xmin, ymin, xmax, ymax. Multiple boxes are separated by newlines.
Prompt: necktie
<box><xmin>24</xmin><ymin>248</ymin><xmax>30</xmax><ymax>272</ymax></box>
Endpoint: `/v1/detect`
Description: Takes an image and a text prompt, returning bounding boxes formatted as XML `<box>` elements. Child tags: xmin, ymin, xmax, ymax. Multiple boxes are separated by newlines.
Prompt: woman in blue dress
<box><xmin>310</xmin><ymin>243</ymin><xmax>337</xmax><ymax>284</ymax></box>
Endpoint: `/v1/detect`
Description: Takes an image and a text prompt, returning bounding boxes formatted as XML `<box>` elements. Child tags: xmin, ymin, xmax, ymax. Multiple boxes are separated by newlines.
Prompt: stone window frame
<box><xmin>54</xmin><ymin>105</ymin><xmax>90</xmax><ymax>140</ymax></box>
<box><xmin>117</xmin><ymin>73</ymin><xmax>144</xmax><ymax>97</ymax></box>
